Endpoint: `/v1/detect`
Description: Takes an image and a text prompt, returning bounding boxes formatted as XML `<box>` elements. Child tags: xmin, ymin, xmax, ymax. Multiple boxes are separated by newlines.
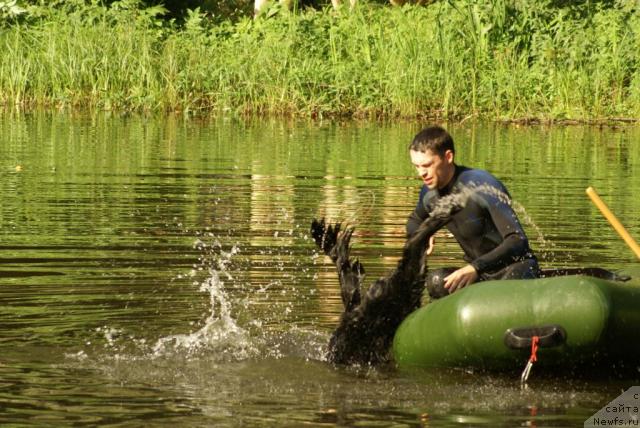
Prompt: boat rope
<box><xmin>520</xmin><ymin>335</ymin><xmax>540</xmax><ymax>388</ymax></box>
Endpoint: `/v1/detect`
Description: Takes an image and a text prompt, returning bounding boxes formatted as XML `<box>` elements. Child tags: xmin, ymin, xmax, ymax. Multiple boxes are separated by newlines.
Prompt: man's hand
<box><xmin>444</xmin><ymin>264</ymin><xmax>478</xmax><ymax>294</ymax></box>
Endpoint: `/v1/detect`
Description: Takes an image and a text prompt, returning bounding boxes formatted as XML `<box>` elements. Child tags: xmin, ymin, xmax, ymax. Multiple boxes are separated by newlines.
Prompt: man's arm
<box><xmin>443</xmin><ymin>186</ymin><xmax>529</xmax><ymax>293</ymax></box>
<box><xmin>469</xmin><ymin>192</ymin><xmax>531</xmax><ymax>274</ymax></box>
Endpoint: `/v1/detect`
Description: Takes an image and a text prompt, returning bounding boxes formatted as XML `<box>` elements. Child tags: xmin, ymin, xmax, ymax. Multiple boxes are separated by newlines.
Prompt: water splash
<box><xmin>148</xmin><ymin>234</ymin><xmax>327</xmax><ymax>363</ymax></box>
<box><xmin>69</xmin><ymin>220</ymin><xmax>329</xmax><ymax>367</ymax></box>
<box><xmin>511</xmin><ymin>201</ymin><xmax>560</xmax><ymax>262</ymax></box>
<box><xmin>444</xmin><ymin>182</ymin><xmax>558</xmax><ymax>262</ymax></box>
<box><xmin>97</xmin><ymin>326</ymin><xmax>123</xmax><ymax>348</ymax></box>
<box><xmin>315</xmin><ymin>187</ymin><xmax>377</xmax><ymax>227</ymax></box>
<box><xmin>151</xmin><ymin>245</ymin><xmax>258</xmax><ymax>361</ymax></box>
<box><xmin>471</xmin><ymin>183</ymin><xmax>560</xmax><ymax>262</ymax></box>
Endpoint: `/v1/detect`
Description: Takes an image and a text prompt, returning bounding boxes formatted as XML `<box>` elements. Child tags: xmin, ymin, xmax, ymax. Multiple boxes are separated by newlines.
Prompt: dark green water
<box><xmin>1</xmin><ymin>113</ymin><xmax>639</xmax><ymax>426</ymax></box>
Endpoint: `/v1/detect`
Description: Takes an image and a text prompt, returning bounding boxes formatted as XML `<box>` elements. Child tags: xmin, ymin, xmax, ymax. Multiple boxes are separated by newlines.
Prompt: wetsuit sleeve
<box><xmin>469</xmin><ymin>193</ymin><xmax>531</xmax><ymax>274</ymax></box>
<box><xmin>406</xmin><ymin>185</ymin><xmax>429</xmax><ymax>237</ymax></box>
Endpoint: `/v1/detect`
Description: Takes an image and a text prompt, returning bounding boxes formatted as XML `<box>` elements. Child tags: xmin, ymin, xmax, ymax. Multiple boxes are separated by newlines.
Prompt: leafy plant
<box><xmin>0</xmin><ymin>0</ymin><xmax>26</xmax><ymax>21</ymax></box>
<box><xmin>1</xmin><ymin>0</ymin><xmax>638</xmax><ymax>120</ymax></box>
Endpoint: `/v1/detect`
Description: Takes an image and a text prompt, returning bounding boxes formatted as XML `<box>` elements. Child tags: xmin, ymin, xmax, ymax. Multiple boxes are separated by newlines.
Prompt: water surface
<box><xmin>1</xmin><ymin>113</ymin><xmax>639</xmax><ymax>426</ymax></box>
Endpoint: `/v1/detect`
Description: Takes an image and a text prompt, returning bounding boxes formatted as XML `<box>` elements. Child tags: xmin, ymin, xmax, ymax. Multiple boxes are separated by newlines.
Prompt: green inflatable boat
<box><xmin>392</xmin><ymin>268</ymin><xmax>640</xmax><ymax>371</ymax></box>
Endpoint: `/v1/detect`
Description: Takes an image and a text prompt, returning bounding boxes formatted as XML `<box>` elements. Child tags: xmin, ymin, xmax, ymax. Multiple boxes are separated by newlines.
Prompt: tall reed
<box><xmin>1</xmin><ymin>0</ymin><xmax>638</xmax><ymax>120</ymax></box>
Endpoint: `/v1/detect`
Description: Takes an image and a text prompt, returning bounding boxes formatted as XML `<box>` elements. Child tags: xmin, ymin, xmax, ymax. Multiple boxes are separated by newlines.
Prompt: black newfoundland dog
<box><xmin>310</xmin><ymin>201</ymin><xmax>455</xmax><ymax>365</ymax></box>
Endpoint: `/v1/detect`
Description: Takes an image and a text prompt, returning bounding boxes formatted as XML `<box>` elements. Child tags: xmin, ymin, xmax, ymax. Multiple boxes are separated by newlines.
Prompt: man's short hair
<box><xmin>409</xmin><ymin>126</ymin><xmax>455</xmax><ymax>157</ymax></box>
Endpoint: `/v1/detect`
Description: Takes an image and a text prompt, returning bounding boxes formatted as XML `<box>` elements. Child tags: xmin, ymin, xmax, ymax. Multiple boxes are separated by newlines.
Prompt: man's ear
<box><xmin>444</xmin><ymin>149</ymin><xmax>454</xmax><ymax>164</ymax></box>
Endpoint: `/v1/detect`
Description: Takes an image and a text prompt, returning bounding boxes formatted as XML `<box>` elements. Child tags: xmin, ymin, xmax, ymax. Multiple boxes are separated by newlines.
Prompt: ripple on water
<box><xmin>1</xmin><ymin>116</ymin><xmax>639</xmax><ymax>425</ymax></box>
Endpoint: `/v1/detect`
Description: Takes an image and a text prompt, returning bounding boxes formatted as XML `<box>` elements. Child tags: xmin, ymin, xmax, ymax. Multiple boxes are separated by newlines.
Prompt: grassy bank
<box><xmin>1</xmin><ymin>0</ymin><xmax>639</xmax><ymax>121</ymax></box>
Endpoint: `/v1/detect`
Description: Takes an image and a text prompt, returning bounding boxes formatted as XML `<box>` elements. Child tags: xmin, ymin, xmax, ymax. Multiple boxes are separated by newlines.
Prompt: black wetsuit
<box><xmin>407</xmin><ymin>165</ymin><xmax>539</xmax><ymax>295</ymax></box>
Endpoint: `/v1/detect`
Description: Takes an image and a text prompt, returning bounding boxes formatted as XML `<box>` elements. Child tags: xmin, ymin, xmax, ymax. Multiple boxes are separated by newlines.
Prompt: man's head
<box><xmin>409</xmin><ymin>126</ymin><xmax>456</xmax><ymax>190</ymax></box>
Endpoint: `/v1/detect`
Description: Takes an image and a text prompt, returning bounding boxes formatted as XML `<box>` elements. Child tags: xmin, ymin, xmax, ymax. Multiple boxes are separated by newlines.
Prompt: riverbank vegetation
<box><xmin>1</xmin><ymin>0</ymin><xmax>639</xmax><ymax>121</ymax></box>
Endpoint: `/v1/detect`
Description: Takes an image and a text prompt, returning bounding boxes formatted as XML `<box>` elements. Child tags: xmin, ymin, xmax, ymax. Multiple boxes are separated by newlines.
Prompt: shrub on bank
<box><xmin>1</xmin><ymin>0</ymin><xmax>638</xmax><ymax>121</ymax></box>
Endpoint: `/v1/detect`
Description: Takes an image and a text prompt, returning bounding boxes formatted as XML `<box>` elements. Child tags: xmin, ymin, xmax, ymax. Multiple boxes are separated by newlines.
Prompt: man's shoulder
<box><xmin>457</xmin><ymin>166</ymin><xmax>504</xmax><ymax>188</ymax></box>
<box><xmin>417</xmin><ymin>185</ymin><xmax>440</xmax><ymax>212</ymax></box>
<box><xmin>420</xmin><ymin>184</ymin><xmax>438</xmax><ymax>201</ymax></box>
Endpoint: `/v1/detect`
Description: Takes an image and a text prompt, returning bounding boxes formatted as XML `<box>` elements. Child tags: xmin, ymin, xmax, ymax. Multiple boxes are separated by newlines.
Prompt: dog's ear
<box><xmin>342</xmin><ymin>282</ymin><xmax>361</xmax><ymax>313</ymax></box>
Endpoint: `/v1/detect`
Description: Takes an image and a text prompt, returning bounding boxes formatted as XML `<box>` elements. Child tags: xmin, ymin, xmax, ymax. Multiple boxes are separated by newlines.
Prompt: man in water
<box><xmin>407</xmin><ymin>126</ymin><xmax>539</xmax><ymax>297</ymax></box>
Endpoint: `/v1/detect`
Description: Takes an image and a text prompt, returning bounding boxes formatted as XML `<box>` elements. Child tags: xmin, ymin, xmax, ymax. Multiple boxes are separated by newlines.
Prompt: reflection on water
<box><xmin>0</xmin><ymin>113</ymin><xmax>639</xmax><ymax>425</ymax></box>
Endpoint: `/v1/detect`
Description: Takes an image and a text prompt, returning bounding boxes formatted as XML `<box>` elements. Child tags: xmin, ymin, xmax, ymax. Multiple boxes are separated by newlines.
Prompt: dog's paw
<box><xmin>311</xmin><ymin>218</ymin><xmax>326</xmax><ymax>248</ymax></box>
<box><xmin>311</xmin><ymin>218</ymin><xmax>341</xmax><ymax>256</ymax></box>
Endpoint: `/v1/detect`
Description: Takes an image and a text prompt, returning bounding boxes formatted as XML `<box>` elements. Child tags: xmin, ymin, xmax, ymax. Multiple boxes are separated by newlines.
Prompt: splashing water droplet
<box><xmin>439</xmin><ymin>182</ymin><xmax>556</xmax><ymax>262</ymax></box>
<box><xmin>152</xmin><ymin>248</ymin><xmax>257</xmax><ymax>361</ymax></box>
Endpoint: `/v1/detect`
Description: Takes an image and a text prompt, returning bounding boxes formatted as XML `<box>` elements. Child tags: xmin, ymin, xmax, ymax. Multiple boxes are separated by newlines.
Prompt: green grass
<box><xmin>1</xmin><ymin>0</ymin><xmax>639</xmax><ymax>121</ymax></box>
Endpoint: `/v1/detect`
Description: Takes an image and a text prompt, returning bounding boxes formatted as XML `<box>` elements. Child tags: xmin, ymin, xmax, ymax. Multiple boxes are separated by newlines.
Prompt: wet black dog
<box><xmin>311</xmin><ymin>204</ymin><xmax>455</xmax><ymax>365</ymax></box>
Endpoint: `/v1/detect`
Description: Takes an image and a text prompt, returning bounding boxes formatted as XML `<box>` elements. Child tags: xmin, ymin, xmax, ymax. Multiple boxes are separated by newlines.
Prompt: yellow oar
<box><xmin>586</xmin><ymin>186</ymin><xmax>640</xmax><ymax>260</ymax></box>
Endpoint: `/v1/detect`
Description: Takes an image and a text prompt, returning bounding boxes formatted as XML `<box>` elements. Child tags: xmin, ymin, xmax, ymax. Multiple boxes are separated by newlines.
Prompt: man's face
<box><xmin>410</xmin><ymin>149</ymin><xmax>455</xmax><ymax>190</ymax></box>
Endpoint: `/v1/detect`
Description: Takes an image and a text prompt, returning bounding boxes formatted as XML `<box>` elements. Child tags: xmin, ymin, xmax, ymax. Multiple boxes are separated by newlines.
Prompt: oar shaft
<box><xmin>586</xmin><ymin>186</ymin><xmax>640</xmax><ymax>260</ymax></box>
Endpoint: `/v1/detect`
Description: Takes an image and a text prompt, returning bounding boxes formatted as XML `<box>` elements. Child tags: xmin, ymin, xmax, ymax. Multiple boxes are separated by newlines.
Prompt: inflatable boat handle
<box><xmin>504</xmin><ymin>325</ymin><xmax>567</xmax><ymax>350</ymax></box>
